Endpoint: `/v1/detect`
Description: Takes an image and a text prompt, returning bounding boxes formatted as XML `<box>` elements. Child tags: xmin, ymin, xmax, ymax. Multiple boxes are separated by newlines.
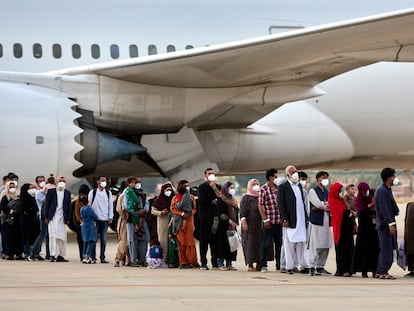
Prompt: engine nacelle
<box><xmin>0</xmin><ymin>81</ymin><xmax>83</xmax><ymax>185</ymax></box>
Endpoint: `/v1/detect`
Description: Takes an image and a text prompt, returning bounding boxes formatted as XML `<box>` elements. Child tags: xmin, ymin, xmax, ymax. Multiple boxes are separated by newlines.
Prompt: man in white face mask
<box><xmin>44</xmin><ymin>175</ymin><xmax>71</xmax><ymax>262</ymax></box>
<box><xmin>278</xmin><ymin>166</ymin><xmax>308</xmax><ymax>274</ymax></box>
<box><xmin>307</xmin><ymin>171</ymin><xmax>332</xmax><ymax>276</ymax></box>
<box><xmin>87</xmin><ymin>175</ymin><xmax>113</xmax><ymax>263</ymax></box>
<box><xmin>198</xmin><ymin>167</ymin><xmax>221</xmax><ymax>270</ymax></box>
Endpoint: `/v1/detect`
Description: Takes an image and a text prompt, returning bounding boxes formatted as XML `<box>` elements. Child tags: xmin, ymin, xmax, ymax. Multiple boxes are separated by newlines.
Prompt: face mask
<box><xmin>291</xmin><ymin>172</ymin><xmax>299</xmax><ymax>183</ymax></box>
<box><xmin>275</xmin><ymin>177</ymin><xmax>284</xmax><ymax>186</ymax></box>
<box><xmin>299</xmin><ymin>180</ymin><xmax>306</xmax><ymax>187</ymax></box>
<box><xmin>229</xmin><ymin>188</ymin><xmax>236</xmax><ymax>196</ymax></box>
<box><xmin>186</xmin><ymin>186</ymin><xmax>190</xmax><ymax>192</ymax></box>
<box><xmin>366</xmin><ymin>190</ymin><xmax>370</xmax><ymax>197</ymax></box>
<box><xmin>58</xmin><ymin>181</ymin><xmax>66</xmax><ymax>189</ymax></box>
<box><xmin>28</xmin><ymin>188</ymin><xmax>37</xmax><ymax>197</ymax></box>
<box><xmin>252</xmin><ymin>185</ymin><xmax>260</xmax><ymax>192</ymax></box>
<box><xmin>164</xmin><ymin>190</ymin><xmax>172</xmax><ymax>197</ymax></box>
<box><xmin>339</xmin><ymin>192</ymin><xmax>344</xmax><ymax>198</ymax></box>
<box><xmin>207</xmin><ymin>174</ymin><xmax>216</xmax><ymax>182</ymax></box>
<box><xmin>393</xmin><ymin>177</ymin><xmax>399</xmax><ymax>186</ymax></box>
<box><xmin>12</xmin><ymin>181</ymin><xmax>18</xmax><ymax>186</ymax></box>
<box><xmin>100</xmin><ymin>181</ymin><xmax>107</xmax><ymax>188</ymax></box>
<box><xmin>9</xmin><ymin>188</ymin><xmax>16</xmax><ymax>194</ymax></box>
<box><xmin>135</xmin><ymin>183</ymin><xmax>142</xmax><ymax>190</ymax></box>
<box><xmin>39</xmin><ymin>181</ymin><xmax>46</xmax><ymax>188</ymax></box>
<box><xmin>321</xmin><ymin>179</ymin><xmax>329</xmax><ymax>187</ymax></box>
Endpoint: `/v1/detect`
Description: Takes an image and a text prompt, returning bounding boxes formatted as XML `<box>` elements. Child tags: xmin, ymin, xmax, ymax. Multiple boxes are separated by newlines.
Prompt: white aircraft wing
<box><xmin>52</xmin><ymin>8</ymin><xmax>414</xmax><ymax>89</ymax></box>
<box><xmin>50</xmin><ymin>9</ymin><xmax>414</xmax><ymax>130</ymax></box>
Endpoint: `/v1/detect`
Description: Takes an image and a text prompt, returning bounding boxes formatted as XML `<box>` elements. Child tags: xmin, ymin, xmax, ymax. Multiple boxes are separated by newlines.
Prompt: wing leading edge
<box><xmin>51</xmin><ymin>8</ymin><xmax>414</xmax><ymax>89</ymax></box>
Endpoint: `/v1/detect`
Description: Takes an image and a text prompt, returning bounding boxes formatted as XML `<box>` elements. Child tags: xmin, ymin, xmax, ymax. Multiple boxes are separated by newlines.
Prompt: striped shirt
<box><xmin>259</xmin><ymin>183</ymin><xmax>279</xmax><ymax>224</ymax></box>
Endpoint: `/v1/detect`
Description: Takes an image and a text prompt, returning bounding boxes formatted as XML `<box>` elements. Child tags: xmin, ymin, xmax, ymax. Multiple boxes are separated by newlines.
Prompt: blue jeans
<box><xmin>30</xmin><ymin>221</ymin><xmax>49</xmax><ymax>258</ymax></box>
<box><xmin>92</xmin><ymin>220</ymin><xmax>108</xmax><ymax>261</ymax></box>
<box><xmin>217</xmin><ymin>258</ymin><xmax>232</xmax><ymax>268</ymax></box>
<box><xmin>260</xmin><ymin>223</ymin><xmax>282</xmax><ymax>269</ymax></box>
<box><xmin>83</xmin><ymin>240</ymin><xmax>96</xmax><ymax>258</ymax></box>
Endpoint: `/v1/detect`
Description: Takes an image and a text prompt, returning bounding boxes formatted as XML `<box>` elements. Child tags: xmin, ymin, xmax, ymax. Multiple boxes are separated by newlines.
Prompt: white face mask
<box><xmin>229</xmin><ymin>188</ymin><xmax>236</xmax><ymax>196</ymax></box>
<box><xmin>393</xmin><ymin>177</ymin><xmax>399</xmax><ymax>186</ymax></box>
<box><xmin>252</xmin><ymin>185</ymin><xmax>260</xmax><ymax>192</ymax></box>
<box><xmin>100</xmin><ymin>181</ymin><xmax>107</xmax><ymax>188</ymax></box>
<box><xmin>57</xmin><ymin>181</ymin><xmax>66</xmax><ymax>189</ymax></box>
<box><xmin>39</xmin><ymin>181</ymin><xmax>46</xmax><ymax>188</ymax></box>
<box><xmin>291</xmin><ymin>172</ymin><xmax>299</xmax><ymax>183</ymax></box>
<box><xmin>275</xmin><ymin>177</ymin><xmax>284</xmax><ymax>186</ymax></box>
<box><xmin>321</xmin><ymin>179</ymin><xmax>329</xmax><ymax>187</ymax></box>
<box><xmin>135</xmin><ymin>183</ymin><xmax>142</xmax><ymax>190</ymax></box>
<box><xmin>9</xmin><ymin>188</ymin><xmax>16</xmax><ymax>194</ymax></box>
<box><xmin>339</xmin><ymin>192</ymin><xmax>344</xmax><ymax>198</ymax></box>
<box><xmin>164</xmin><ymin>190</ymin><xmax>172</xmax><ymax>197</ymax></box>
<box><xmin>366</xmin><ymin>190</ymin><xmax>370</xmax><ymax>197</ymax></box>
<box><xmin>299</xmin><ymin>180</ymin><xmax>306</xmax><ymax>187</ymax></box>
<box><xmin>207</xmin><ymin>174</ymin><xmax>216</xmax><ymax>182</ymax></box>
<box><xmin>186</xmin><ymin>186</ymin><xmax>190</xmax><ymax>192</ymax></box>
<box><xmin>28</xmin><ymin>188</ymin><xmax>37</xmax><ymax>197</ymax></box>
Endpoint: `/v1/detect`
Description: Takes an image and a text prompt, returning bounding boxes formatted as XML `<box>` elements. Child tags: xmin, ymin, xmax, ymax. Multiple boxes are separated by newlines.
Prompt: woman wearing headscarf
<box><xmin>20</xmin><ymin>183</ymin><xmax>40</xmax><ymax>259</ymax></box>
<box><xmin>329</xmin><ymin>182</ymin><xmax>355</xmax><ymax>277</ymax></box>
<box><xmin>215</xmin><ymin>181</ymin><xmax>238</xmax><ymax>271</ymax></box>
<box><xmin>0</xmin><ymin>181</ymin><xmax>24</xmax><ymax>260</ymax></box>
<box><xmin>240</xmin><ymin>179</ymin><xmax>262</xmax><ymax>271</ymax></box>
<box><xmin>352</xmin><ymin>182</ymin><xmax>378</xmax><ymax>277</ymax></box>
<box><xmin>72</xmin><ymin>184</ymin><xmax>90</xmax><ymax>261</ymax></box>
<box><xmin>151</xmin><ymin>183</ymin><xmax>174</xmax><ymax>264</ymax></box>
<box><xmin>170</xmin><ymin>180</ymin><xmax>198</xmax><ymax>268</ymax></box>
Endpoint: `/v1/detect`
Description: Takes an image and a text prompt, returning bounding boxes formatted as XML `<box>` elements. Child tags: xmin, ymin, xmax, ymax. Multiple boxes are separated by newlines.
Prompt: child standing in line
<box><xmin>80</xmin><ymin>195</ymin><xmax>98</xmax><ymax>264</ymax></box>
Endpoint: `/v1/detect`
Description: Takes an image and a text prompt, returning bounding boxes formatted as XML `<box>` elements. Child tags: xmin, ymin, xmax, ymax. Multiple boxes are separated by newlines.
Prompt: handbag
<box><xmin>7</xmin><ymin>199</ymin><xmax>22</xmax><ymax>213</ymax></box>
<box><xmin>227</xmin><ymin>230</ymin><xmax>241</xmax><ymax>252</ymax></box>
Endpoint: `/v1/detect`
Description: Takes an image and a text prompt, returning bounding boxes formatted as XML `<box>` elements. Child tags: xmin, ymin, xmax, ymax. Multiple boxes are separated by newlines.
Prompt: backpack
<box><xmin>149</xmin><ymin>245</ymin><xmax>163</xmax><ymax>259</ymax></box>
<box><xmin>91</xmin><ymin>188</ymin><xmax>111</xmax><ymax>205</ymax></box>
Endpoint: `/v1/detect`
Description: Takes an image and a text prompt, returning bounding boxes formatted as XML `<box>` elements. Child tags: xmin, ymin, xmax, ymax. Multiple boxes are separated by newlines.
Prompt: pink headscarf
<box><xmin>354</xmin><ymin>182</ymin><xmax>371</xmax><ymax>213</ymax></box>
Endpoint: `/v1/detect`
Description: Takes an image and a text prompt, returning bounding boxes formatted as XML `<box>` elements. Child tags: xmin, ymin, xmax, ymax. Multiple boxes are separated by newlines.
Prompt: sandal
<box><xmin>379</xmin><ymin>274</ymin><xmax>396</xmax><ymax>280</ymax></box>
<box><xmin>248</xmin><ymin>267</ymin><xmax>256</xmax><ymax>272</ymax></box>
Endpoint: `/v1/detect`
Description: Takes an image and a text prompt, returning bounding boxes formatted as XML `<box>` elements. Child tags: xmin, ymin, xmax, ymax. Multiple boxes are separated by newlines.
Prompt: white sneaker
<box><xmin>261</xmin><ymin>267</ymin><xmax>268</xmax><ymax>273</ymax></box>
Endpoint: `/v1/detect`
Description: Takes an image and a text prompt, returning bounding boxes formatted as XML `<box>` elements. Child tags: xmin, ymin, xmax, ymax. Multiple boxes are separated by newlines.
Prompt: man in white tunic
<box><xmin>278</xmin><ymin>166</ymin><xmax>308</xmax><ymax>274</ymax></box>
<box><xmin>44</xmin><ymin>176</ymin><xmax>71</xmax><ymax>262</ymax></box>
<box><xmin>307</xmin><ymin>171</ymin><xmax>332</xmax><ymax>276</ymax></box>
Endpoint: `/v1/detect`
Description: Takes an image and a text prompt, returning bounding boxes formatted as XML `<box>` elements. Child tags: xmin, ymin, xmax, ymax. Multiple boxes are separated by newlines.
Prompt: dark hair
<box><xmin>35</xmin><ymin>175</ymin><xmax>45</xmax><ymax>183</ymax></box>
<box><xmin>381</xmin><ymin>168</ymin><xmax>396</xmax><ymax>182</ymax></box>
<box><xmin>46</xmin><ymin>174</ymin><xmax>55</xmax><ymax>184</ymax></box>
<box><xmin>265</xmin><ymin>168</ymin><xmax>278</xmax><ymax>181</ymax></box>
<box><xmin>177</xmin><ymin>179</ymin><xmax>189</xmax><ymax>194</ymax></box>
<box><xmin>7</xmin><ymin>172</ymin><xmax>18</xmax><ymax>180</ymax></box>
<box><xmin>204</xmin><ymin>168</ymin><xmax>214</xmax><ymax>175</ymax></box>
<box><xmin>96</xmin><ymin>175</ymin><xmax>107</xmax><ymax>181</ymax></box>
<box><xmin>150</xmin><ymin>238</ymin><xmax>160</xmax><ymax>246</ymax></box>
<box><xmin>298</xmin><ymin>171</ymin><xmax>308</xmax><ymax>179</ymax></box>
<box><xmin>79</xmin><ymin>184</ymin><xmax>90</xmax><ymax>195</ymax></box>
<box><xmin>79</xmin><ymin>195</ymin><xmax>88</xmax><ymax>206</ymax></box>
<box><xmin>127</xmin><ymin>176</ymin><xmax>137</xmax><ymax>185</ymax></box>
<box><xmin>315</xmin><ymin>171</ymin><xmax>329</xmax><ymax>180</ymax></box>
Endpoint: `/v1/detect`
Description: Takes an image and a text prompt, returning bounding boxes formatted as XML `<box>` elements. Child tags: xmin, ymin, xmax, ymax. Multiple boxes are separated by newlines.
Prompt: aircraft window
<box><xmin>185</xmin><ymin>45</ymin><xmax>194</xmax><ymax>49</ymax></box>
<box><xmin>110</xmin><ymin>44</ymin><xmax>119</xmax><ymax>59</ymax></box>
<box><xmin>72</xmin><ymin>44</ymin><xmax>81</xmax><ymax>59</ymax></box>
<box><xmin>14</xmin><ymin>43</ymin><xmax>23</xmax><ymax>58</ymax></box>
<box><xmin>33</xmin><ymin>43</ymin><xmax>42</xmax><ymax>58</ymax></box>
<box><xmin>129</xmin><ymin>44</ymin><xmax>138</xmax><ymax>58</ymax></box>
<box><xmin>0</xmin><ymin>44</ymin><xmax>2</xmax><ymax>57</ymax></box>
<box><xmin>148</xmin><ymin>44</ymin><xmax>157</xmax><ymax>55</ymax></box>
<box><xmin>53</xmin><ymin>44</ymin><xmax>62</xmax><ymax>58</ymax></box>
<box><xmin>91</xmin><ymin>44</ymin><xmax>100</xmax><ymax>59</ymax></box>
<box><xmin>167</xmin><ymin>45</ymin><xmax>176</xmax><ymax>53</ymax></box>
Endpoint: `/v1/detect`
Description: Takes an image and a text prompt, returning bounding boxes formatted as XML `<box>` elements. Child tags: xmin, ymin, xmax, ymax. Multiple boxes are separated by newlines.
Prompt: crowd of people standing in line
<box><xmin>0</xmin><ymin>167</ymin><xmax>412</xmax><ymax>279</ymax></box>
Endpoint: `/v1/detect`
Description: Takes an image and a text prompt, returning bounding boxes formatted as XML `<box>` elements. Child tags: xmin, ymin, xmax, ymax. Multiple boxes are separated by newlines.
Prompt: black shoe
<box><xmin>317</xmin><ymin>268</ymin><xmax>331</xmax><ymax>275</ymax></box>
<box><xmin>56</xmin><ymin>256</ymin><xmax>68</xmax><ymax>262</ymax></box>
<box><xmin>287</xmin><ymin>269</ymin><xmax>294</xmax><ymax>275</ymax></box>
<box><xmin>300</xmin><ymin>268</ymin><xmax>310</xmax><ymax>274</ymax></box>
<box><xmin>404</xmin><ymin>271</ymin><xmax>414</xmax><ymax>278</ymax></box>
<box><xmin>100</xmin><ymin>260</ymin><xmax>109</xmax><ymax>264</ymax></box>
<box><xmin>36</xmin><ymin>255</ymin><xmax>45</xmax><ymax>261</ymax></box>
<box><xmin>50</xmin><ymin>256</ymin><xmax>56</xmax><ymax>262</ymax></box>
